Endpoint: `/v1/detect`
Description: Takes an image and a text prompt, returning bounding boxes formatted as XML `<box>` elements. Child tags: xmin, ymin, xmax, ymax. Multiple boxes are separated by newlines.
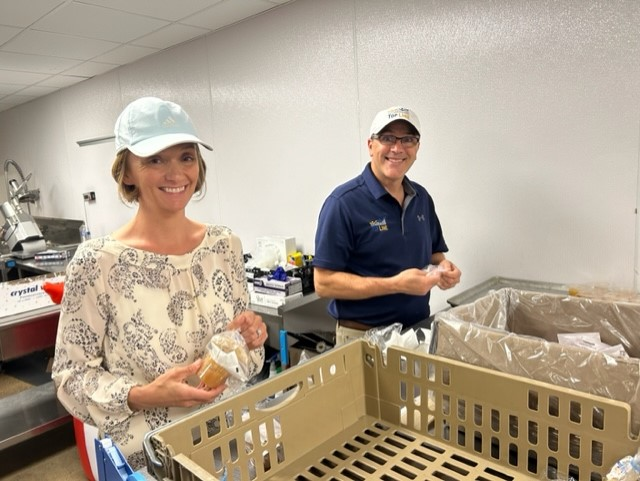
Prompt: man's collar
<box><xmin>363</xmin><ymin>163</ymin><xmax>416</xmax><ymax>199</ymax></box>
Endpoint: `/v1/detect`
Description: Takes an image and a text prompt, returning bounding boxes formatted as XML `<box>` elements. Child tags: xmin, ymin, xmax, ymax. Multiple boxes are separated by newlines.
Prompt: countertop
<box><xmin>1</xmin><ymin>242</ymin><xmax>78</xmax><ymax>278</ymax></box>
<box><xmin>446</xmin><ymin>276</ymin><xmax>569</xmax><ymax>307</ymax></box>
<box><xmin>12</xmin><ymin>257</ymin><xmax>70</xmax><ymax>276</ymax></box>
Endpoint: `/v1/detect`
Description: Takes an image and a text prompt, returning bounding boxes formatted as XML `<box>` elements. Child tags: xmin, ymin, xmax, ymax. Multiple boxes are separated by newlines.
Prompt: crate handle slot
<box><xmin>255</xmin><ymin>382</ymin><xmax>302</xmax><ymax>412</ymax></box>
<box><xmin>142</xmin><ymin>432</ymin><xmax>164</xmax><ymax>474</ymax></box>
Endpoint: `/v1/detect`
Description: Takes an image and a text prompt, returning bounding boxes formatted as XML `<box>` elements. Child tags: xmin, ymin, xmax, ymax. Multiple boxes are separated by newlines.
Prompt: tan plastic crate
<box><xmin>143</xmin><ymin>340</ymin><xmax>639</xmax><ymax>481</ymax></box>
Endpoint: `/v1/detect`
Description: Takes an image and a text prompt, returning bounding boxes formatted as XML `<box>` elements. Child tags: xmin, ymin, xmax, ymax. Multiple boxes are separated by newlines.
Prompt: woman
<box><xmin>52</xmin><ymin>97</ymin><xmax>267</xmax><ymax>469</ymax></box>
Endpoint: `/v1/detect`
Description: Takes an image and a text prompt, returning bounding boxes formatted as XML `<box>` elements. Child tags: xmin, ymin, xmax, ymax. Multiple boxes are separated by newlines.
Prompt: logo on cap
<box><xmin>387</xmin><ymin>107</ymin><xmax>411</xmax><ymax>121</ymax></box>
<box><xmin>162</xmin><ymin>116</ymin><xmax>177</xmax><ymax>128</ymax></box>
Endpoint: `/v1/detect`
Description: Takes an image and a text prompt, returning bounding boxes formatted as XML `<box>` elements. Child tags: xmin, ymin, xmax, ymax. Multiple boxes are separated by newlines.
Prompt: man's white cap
<box><xmin>114</xmin><ymin>97</ymin><xmax>213</xmax><ymax>156</ymax></box>
<box><xmin>369</xmin><ymin>106</ymin><xmax>421</xmax><ymax>137</ymax></box>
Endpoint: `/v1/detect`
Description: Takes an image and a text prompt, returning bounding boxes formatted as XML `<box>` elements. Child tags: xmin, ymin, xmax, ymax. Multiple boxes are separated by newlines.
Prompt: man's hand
<box><xmin>436</xmin><ymin>259</ymin><xmax>461</xmax><ymax>290</ymax></box>
<box><xmin>393</xmin><ymin>268</ymin><xmax>442</xmax><ymax>296</ymax></box>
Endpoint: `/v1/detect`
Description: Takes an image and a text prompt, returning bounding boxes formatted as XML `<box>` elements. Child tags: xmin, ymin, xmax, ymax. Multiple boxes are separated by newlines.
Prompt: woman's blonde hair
<box><xmin>111</xmin><ymin>145</ymin><xmax>208</xmax><ymax>203</ymax></box>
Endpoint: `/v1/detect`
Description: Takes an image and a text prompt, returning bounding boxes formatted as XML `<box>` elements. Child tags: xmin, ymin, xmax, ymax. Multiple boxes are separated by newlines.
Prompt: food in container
<box><xmin>197</xmin><ymin>330</ymin><xmax>251</xmax><ymax>388</ymax></box>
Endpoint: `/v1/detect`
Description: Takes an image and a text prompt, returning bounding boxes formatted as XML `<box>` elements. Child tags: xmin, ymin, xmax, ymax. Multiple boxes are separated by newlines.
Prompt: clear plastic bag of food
<box><xmin>605</xmin><ymin>448</ymin><xmax>640</xmax><ymax>480</ymax></box>
<box><xmin>197</xmin><ymin>330</ymin><xmax>251</xmax><ymax>388</ymax></box>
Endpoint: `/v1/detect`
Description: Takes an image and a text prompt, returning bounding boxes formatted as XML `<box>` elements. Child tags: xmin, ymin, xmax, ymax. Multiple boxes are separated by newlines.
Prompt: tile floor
<box><xmin>0</xmin><ymin>351</ymin><xmax>86</xmax><ymax>480</ymax></box>
<box><xmin>0</xmin><ymin>422</ymin><xmax>86</xmax><ymax>480</ymax></box>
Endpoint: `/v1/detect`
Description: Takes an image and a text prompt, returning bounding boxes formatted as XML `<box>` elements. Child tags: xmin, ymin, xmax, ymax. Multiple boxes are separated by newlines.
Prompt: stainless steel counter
<box><xmin>446</xmin><ymin>276</ymin><xmax>569</xmax><ymax>307</ymax></box>
<box><xmin>13</xmin><ymin>257</ymin><xmax>69</xmax><ymax>277</ymax></box>
<box><xmin>0</xmin><ymin>241</ymin><xmax>75</xmax><ymax>281</ymax></box>
<box><xmin>0</xmin><ymin>381</ymin><xmax>71</xmax><ymax>451</ymax></box>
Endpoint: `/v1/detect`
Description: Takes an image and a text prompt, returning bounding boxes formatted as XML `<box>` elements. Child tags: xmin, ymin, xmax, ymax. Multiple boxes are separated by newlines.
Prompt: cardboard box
<box><xmin>143</xmin><ymin>340</ymin><xmax>638</xmax><ymax>481</ymax></box>
<box><xmin>432</xmin><ymin>287</ymin><xmax>640</xmax><ymax>435</ymax></box>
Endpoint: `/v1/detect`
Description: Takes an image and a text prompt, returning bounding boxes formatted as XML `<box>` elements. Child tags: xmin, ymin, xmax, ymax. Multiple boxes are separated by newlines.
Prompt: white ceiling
<box><xmin>0</xmin><ymin>0</ymin><xmax>293</xmax><ymax>112</ymax></box>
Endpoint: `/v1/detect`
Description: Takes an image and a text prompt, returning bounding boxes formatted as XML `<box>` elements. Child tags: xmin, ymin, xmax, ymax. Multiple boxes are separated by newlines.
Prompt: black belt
<box><xmin>337</xmin><ymin>319</ymin><xmax>372</xmax><ymax>331</ymax></box>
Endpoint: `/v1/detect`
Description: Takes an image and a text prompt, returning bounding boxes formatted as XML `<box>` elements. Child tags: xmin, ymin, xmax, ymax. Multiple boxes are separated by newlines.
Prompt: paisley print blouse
<box><xmin>52</xmin><ymin>224</ymin><xmax>264</xmax><ymax>469</ymax></box>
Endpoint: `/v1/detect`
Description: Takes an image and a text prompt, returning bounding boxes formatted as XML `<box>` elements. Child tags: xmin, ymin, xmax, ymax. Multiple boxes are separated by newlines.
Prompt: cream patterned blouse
<box><xmin>52</xmin><ymin>224</ymin><xmax>264</xmax><ymax>469</ymax></box>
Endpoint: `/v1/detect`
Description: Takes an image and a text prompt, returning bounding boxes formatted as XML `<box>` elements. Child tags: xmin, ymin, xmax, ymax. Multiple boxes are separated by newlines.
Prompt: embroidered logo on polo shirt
<box><xmin>369</xmin><ymin>218</ymin><xmax>388</xmax><ymax>231</ymax></box>
<box><xmin>417</xmin><ymin>214</ymin><xmax>425</xmax><ymax>222</ymax></box>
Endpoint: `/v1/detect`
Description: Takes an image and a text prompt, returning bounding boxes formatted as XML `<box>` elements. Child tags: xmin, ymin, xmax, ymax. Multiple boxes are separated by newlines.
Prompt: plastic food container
<box><xmin>197</xmin><ymin>330</ymin><xmax>251</xmax><ymax>388</ymax></box>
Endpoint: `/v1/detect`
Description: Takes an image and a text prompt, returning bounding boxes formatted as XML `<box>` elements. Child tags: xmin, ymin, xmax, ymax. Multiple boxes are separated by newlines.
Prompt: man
<box><xmin>313</xmin><ymin>106</ymin><xmax>461</xmax><ymax>345</ymax></box>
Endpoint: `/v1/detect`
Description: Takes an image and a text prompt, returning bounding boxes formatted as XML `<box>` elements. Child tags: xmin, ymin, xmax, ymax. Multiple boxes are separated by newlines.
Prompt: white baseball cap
<box><xmin>369</xmin><ymin>106</ymin><xmax>421</xmax><ymax>137</ymax></box>
<box><xmin>114</xmin><ymin>97</ymin><xmax>213</xmax><ymax>156</ymax></box>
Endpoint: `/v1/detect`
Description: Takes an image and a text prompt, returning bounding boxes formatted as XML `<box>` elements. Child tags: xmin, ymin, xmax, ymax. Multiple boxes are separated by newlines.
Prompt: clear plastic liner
<box><xmin>363</xmin><ymin>322</ymin><xmax>431</xmax><ymax>363</ymax></box>
<box><xmin>606</xmin><ymin>448</ymin><xmax>640</xmax><ymax>480</ymax></box>
<box><xmin>431</xmin><ymin>288</ymin><xmax>640</xmax><ymax>437</ymax></box>
<box><xmin>569</xmin><ymin>282</ymin><xmax>640</xmax><ymax>304</ymax></box>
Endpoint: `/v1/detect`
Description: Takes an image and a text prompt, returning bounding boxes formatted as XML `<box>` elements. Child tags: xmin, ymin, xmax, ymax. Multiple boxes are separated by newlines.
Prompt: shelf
<box><xmin>249</xmin><ymin>291</ymin><xmax>320</xmax><ymax>317</ymax></box>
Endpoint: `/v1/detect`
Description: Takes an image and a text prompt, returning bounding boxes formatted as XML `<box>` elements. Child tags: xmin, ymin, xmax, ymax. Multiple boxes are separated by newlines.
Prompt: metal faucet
<box><xmin>4</xmin><ymin>159</ymin><xmax>40</xmax><ymax>214</ymax></box>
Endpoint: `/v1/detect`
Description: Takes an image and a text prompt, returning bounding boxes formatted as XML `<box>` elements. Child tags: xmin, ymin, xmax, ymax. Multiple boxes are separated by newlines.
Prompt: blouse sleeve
<box><xmin>51</xmin><ymin>242</ymin><xmax>137</xmax><ymax>429</ymax></box>
<box><xmin>229</xmin><ymin>233</ymin><xmax>265</xmax><ymax>378</ymax></box>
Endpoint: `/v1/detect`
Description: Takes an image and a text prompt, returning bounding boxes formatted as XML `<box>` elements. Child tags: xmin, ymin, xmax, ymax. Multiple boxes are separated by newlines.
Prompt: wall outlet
<box><xmin>83</xmin><ymin>191</ymin><xmax>96</xmax><ymax>201</ymax></box>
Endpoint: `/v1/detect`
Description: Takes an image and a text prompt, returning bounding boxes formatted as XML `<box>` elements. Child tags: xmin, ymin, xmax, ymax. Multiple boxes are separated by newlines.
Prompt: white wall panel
<box><xmin>0</xmin><ymin>0</ymin><xmax>638</xmax><ymax>313</ymax></box>
<box><xmin>56</xmin><ymin>71</ymin><xmax>125</xmax><ymax>233</ymax></box>
<box><xmin>4</xmin><ymin>94</ymin><xmax>68</xmax><ymax>220</ymax></box>
<box><xmin>205</xmin><ymin>0</ymin><xmax>361</xmax><ymax>253</ymax></box>
<box><xmin>354</xmin><ymin>0</ymin><xmax>640</xmax><ymax>308</ymax></box>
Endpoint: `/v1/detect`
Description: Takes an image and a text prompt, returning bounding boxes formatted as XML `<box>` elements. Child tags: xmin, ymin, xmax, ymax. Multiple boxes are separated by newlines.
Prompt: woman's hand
<box><xmin>127</xmin><ymin>360</ymin><xmax>225</xmax><ymax>411</ymax></box>
<box><xmin>228</xmin><ymin>310</ymin><xmax>267</xmax><ymax>350</ymax></box>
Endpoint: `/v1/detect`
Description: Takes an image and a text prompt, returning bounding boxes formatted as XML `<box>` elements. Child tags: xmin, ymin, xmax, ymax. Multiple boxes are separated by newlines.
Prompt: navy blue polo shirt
<box><xmin>313</xmin><ymin>163</ymin><xmax>448</xmax><ymax>327</ymax></box>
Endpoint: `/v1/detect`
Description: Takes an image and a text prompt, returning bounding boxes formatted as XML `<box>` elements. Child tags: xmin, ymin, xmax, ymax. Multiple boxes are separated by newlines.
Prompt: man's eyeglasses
<box><xmin>371</xmin><ymin>134</ymin><xmax>420</xmax><ymax>147</ymax></box>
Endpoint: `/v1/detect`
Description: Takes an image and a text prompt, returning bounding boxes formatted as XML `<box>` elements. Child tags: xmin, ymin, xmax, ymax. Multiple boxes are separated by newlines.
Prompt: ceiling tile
<box><xmin>63</xmin><ymin>61</ymin><xmax>119</xmax><ymax>77</ymax></box>
<box><xmin>2</xmin><ymin>93</ymin><xmax>37</xmax><ymax>102</ymax></box>
<box><xmin>39</xmin><ymin>74</ymin><xmax>89</xmax><ymax>88</ymax></box>
<box><xmin>0</xmin><ymin>51</ymin><xmax>81</xmax><ymax>74</ymax></box>
<box><xmin>78</xmin><ymin>0</ymin><xmax>224</xmax><ymax>22</ymax></box>
<box><xmin>0</xmin><ymin>95</ymin><xmax>36</xmax><ymax>111</ymax></box>
<box><xmin>18</xmin><ymin>84</ymin><xmax>60</xmax><ymax>96</ymax></box>
<box><xmin>0</xmin><ymin>69</ymin><xmax>50</xmax><ymax>84</ymax></box>
<box><xmin>3</xmin><ymin>30</ymin><xmax>119</xmax><ymax>60</ymax></box>
<box><xmin>132</xmin><ymin>24</ymin><xmax>210</xmax><ymax>49</ymax></box>
<box><xmin>91</xmin><ymin>44</ymin><xmax>160</xmax><ymax>65</ymax></box>
<box><xmin>0</xmin><ymin>83</ymin><xmax>25</xmax><ymax>95</ymax></box>
<box><xmin>0</xmin><ymin>100</ymin><xmax>26</xmax><ymax>112</ymax></box>
<box><xmin>180</xmin><ymin>0</ymin><xmax>276</xmax><ymax>30</ymax></box>
<box><xmin>0</xmin><ymin>0</ymin><xmax>299</xmax><ymax>111</ymax></box>
<box><xmin>0</xmin><ymin>0</ymin><xmax>65</xmax><ymax>28</ymax></box>
<box><xmin>0</xmin><ymin>25</ymin><xmax>22</xmax><ymax>44</ymax></box>
<box><xmin>31</xmin><ymin>3</ymin><xmax>169</xmax><ymax>43</ymax></box>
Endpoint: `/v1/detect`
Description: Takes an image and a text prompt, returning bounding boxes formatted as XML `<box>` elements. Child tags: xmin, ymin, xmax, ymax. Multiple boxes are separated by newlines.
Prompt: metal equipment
<box><xmin>1</xmin><ymin>159</ymin><xmax>45</xmax><ymax>257</ymax></box>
